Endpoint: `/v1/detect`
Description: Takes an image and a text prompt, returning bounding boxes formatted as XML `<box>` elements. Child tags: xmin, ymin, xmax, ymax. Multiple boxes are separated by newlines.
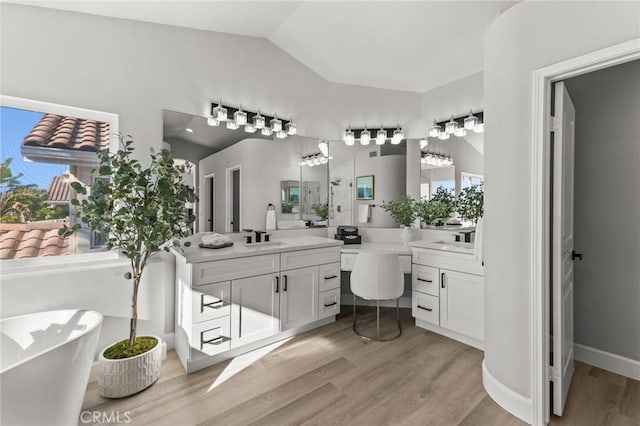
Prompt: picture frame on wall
<box><xmin>355</xmin><ymin>175</ymin><xmax>375</xmax><ymax>200</ymax></box>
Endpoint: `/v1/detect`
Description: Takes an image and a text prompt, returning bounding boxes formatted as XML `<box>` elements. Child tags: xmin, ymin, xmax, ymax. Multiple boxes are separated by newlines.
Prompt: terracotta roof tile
<box><xmin>22</xmin><ymin>113</ymin><xmax>110</xmax><ymax>152</ymax></box>
<box><xmin>47</xmin><ymin>174</ymin><xmax>70</xmax><ymax>203</ymax></box>
<box><xmin>0</xmin><ymin>222</ymin><xmax>69</xmax><ymax>260</ymax></box>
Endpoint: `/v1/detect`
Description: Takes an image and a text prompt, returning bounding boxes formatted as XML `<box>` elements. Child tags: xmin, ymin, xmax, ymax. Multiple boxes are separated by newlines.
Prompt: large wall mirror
<box><xmin>419</xmin><ymin>129</ymin><xmax>483</xmax><ymax>199</ymax></box>
<box><xmin>162</xmin><ymin>110</ymin><xmax>329</xmax><ymax>233</ymax></box>
<box><xmin>328</xmin><ymin>141</ymin><xmax>407</xmax><ymax>228</ymax></box>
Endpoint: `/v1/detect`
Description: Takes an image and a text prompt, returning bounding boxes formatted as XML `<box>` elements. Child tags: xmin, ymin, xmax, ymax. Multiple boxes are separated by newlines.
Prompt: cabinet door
<box><xmin>440</xmin><ymin>270</ymin><xmax>484</xmax><ymax>341</ymax></box>
<box><xmin>280</xmin><ymin>266</ymin><xmax>319</xmax><ymax>331</ymax></box>
<box><xmin>231</xmin><ymin>274</ymin><xmax>280</xmax><ymax>349</ymax></box>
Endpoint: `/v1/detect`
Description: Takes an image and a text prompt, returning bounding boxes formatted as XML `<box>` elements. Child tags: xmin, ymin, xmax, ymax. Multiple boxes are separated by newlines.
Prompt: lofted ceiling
<box><xmin>10</xmin><ymin>1</ymin><xmax>515</xmax><ymax>93</ymax></box>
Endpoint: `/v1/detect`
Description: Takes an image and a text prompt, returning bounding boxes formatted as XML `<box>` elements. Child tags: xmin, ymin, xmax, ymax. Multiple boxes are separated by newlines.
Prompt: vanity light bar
<box><xmin>429</xmin><ymin>110</ymin><xmax>484</xmax><ymax>140</ymax></box>
<box><xmin>209</xmin><ymin>101</ymin><xmax>294</xmax><ymax>138</ymax></box>
<box><xmin>300</xmin><ymin>152</ymin><xmax>330</xmax><ymax>167</ymax></box>
<box><xmin>421</xmin><ymin>151</ymin><xmax>453</xmax><ymax>167</ymax></box>
<box><xmin>343</xmin><ymin>125</ymin><xmax>404</xmax><ymax>146</ymax></box>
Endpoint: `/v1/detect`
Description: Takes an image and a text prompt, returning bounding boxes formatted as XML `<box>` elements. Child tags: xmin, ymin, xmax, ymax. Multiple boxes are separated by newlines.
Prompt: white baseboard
<box><xmin>88</xmin><ymin>334</ymin><xmax>172</xmax><ymax>383</ymax></box>
<box><xmin>574</xmin><ymin>343</ymin><xmax>640</xmax><ymax>380</ymax></box>
<box><xmin>482</xmin><ymin>360</ymin><xmax>532</xmax><ymax>424</ymax></box>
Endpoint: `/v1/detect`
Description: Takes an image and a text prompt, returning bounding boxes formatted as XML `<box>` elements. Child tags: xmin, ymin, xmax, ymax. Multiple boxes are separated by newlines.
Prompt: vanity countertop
<box><xmin>173</xmin><ymin>236</ymin><xmax>343</xmax><ymax>263</ymax></box>
<box><xmin>409</xmin><ymin>239</ymin><xmax>476</xmax><ymax>255</ymax></box>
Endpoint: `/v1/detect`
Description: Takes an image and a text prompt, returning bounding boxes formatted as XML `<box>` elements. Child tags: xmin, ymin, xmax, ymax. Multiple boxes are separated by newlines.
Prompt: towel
<box><xmin>266</xmin><ymin>209</ymin><xmax>276</xmax><ymax>231</ymax></box>
<box><xmin>358</xmin><ymin>204</ymin><xmax>371</xmax><ymax>223</ymax></box>
<box><xmin>474</xmin><ymin>216</ymin><xmax>484</xmax><ymax>263</ymax></box>
<box><xmin>201</xmin><ymin>233</ymin><xmax>232</xmax><ymax>246</ymax></box>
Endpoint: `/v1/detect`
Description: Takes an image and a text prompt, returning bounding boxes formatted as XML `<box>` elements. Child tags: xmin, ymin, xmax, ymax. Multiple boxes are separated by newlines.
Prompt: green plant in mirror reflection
<box><xmin>417</xmin><ymin>186</ymin><xmax>456</xmax><ymax>225</ymax></box>
<box><xmin>456</xmin><ymin>184</ymin><xmax>484</xmax><ymax>223</ymax></box>
<box><xmin>381</xmin><ymin>195</ymin><xmax>417</xmax><ymax>227</ymax></box>
<box><xmin>311</xmin><ymin>202</ymin><xmax>329</xmax><ymax>221</ymax></box>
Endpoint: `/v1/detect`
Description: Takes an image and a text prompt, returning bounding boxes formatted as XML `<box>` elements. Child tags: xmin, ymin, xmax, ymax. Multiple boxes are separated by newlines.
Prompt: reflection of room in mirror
<box><xmin>328</xmin><ymin>141</ymin><xmax>406</xmax><ymax>228</ymax></box>
<box><xmin>162</xmin><ymin>110</ymin><xmax>329</xmax><ymax>233</ymax></box>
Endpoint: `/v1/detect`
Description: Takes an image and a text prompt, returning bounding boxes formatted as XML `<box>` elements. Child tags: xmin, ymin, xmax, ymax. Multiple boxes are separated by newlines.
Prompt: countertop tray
<box><xmin>199</xmin><ymin>242</ymin><xmax>234</xmax><ymax>250</ymax></box>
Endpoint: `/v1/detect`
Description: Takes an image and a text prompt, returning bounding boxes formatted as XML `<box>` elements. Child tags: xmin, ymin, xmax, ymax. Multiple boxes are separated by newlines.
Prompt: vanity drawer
<box><xmin>319</xmin><ymin>262</ymin><xmax>341</xmax><ymax>292</ymax></box>
<box><xmin>191</xmin><ymin>281</ymin><xmax>231</xmax><ymax>323</ymax></box>
<box><xmin>412</xmin><ymin>291</ymin><xmax>439</xmax><ymax>325</ymax></box>
<box><xmin>318</xmin><ymin>288</ymin><xmax>341</xmax><ymax>319</ymax></box>
<box><xmin>281</xmin><ymin>247</ymin><xmax>340</xmax><ymax>271</ymax></box>
<box><xmin>193</xmin><ymin>254</ymin><xmax>279</xmax><ymax>285</ymax></box>
<box><xmin>191</xmin><ymin>317</ymin><xmax>231</xmax><ymax>356</ymax></box>
<box><xmin>412</xmin><ymin>265</ymin><xmax>439</xmax><ymax>296</ymax></box>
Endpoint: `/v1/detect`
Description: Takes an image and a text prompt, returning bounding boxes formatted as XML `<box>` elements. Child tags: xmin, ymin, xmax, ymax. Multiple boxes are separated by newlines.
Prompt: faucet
<box><xmin>254</xmin><ymin>230</ymin><xmax>266</xmax><ymax>243</ymax></box>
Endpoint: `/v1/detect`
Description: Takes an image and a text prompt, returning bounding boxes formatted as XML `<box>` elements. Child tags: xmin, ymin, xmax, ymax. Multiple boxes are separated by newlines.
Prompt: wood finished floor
<box><xmin>82</xmin><ymin>308</ymin><xmax>639</xmax><ymax>426</ymax></box>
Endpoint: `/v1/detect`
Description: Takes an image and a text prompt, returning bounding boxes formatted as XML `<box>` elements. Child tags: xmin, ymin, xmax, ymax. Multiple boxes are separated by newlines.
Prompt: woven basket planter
<box><xmin>98</xmin><ymin>335</ymin><xmax>162</xmax><ymax>398</ymax></box>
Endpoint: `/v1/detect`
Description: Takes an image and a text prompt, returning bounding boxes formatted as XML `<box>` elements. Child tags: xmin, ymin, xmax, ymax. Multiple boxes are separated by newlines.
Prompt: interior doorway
<box><xmin>226</xmin><ymin>165</ymin><xmax>241</xmax><ymax>233</ymax></box>
<box><xmin>531</xmin><ymin>39</ymin><xmax>640</xmax><ymax>424</ymax></box>
<box><xmin>204</xmin><ymin>174</ymin><xmax>215</xmax><ymax>232</ymax></box>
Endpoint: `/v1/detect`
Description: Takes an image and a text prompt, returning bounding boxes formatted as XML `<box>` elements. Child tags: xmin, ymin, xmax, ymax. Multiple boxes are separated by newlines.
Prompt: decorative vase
<box><xmin>98</xmin><ymin>335</ymin><xmax>162</xmax><ymax>398</ymax></box>
<box><xmin>401</xmin><ymin>226</ymin><xmax>413</xmax><ymax>245</ymax></box>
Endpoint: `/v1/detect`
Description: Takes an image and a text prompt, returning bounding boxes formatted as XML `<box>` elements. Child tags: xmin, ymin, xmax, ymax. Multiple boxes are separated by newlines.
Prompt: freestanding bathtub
<box><xmin>1</xmin><ymin>309</ymin><xmax>103</xmax><ymax>426</ymax></box>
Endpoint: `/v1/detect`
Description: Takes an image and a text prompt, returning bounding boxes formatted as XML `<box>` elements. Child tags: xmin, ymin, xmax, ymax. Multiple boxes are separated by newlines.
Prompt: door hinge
<box><xmin>548</xmin><ymin>366</ymin><xmax>560</xmax><ymax>381</ymax></box>
<box><xmin>549</xmin><ymin>116</ymin><xmax>560</xmax><ymax>132</ymax></box>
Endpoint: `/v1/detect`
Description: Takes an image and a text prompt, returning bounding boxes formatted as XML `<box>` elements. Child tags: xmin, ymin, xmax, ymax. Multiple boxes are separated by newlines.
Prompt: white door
<box><xmin>551</xmin><ymin>81</ymin><xmax>576</xmax><ymax>416</ymax></box>
<box><xmin>280</xmin><ymin>266</ymin><xmax>319</xmax><ymax>330</ymax></box>
<box><xmin>230</xmin><ymin>273</ymin><xmax>280</xmax><ymax>348</ymax></box>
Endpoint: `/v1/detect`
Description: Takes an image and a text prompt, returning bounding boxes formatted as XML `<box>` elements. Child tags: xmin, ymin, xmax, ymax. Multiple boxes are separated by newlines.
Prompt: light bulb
<box><xmin>391</xmin><ymin>126</ymin><xmax>404</xmax><ymax>145</ymax></box>
<box><xmin>213</xmin><ymin>99</ymin><xmax>227</xmax><ymax>121</ymax></box>
<box><xmin>226</xmin><ymin>120</ymin><xmax>239</xmax><ymax>130</ymax></box>
<box><xmin>270</xmin><ymin>113</ymin><xmax>282</xmax><ymax>132</ymax></box>
<box><xmin>234</xmin><ymin>105</ymin><xmax>247</xmax><ymax>125</ymax></box>
<box><xmin>244</xmin><ymin>123</ymin><xmax>256</xmax><ymax>133</ymax></box>
<box><xmin>429</xmin><ymin>119</ymin><xmax>441</xmax><ymax>138</ymax></box>
<box><xmin>473</xmin><ymin>122</ymin><xmax>484</xmax><ymax>133</ymax></box>
<box><xmin>344</xmin><ymin>127</ymin><xmax>355</xmax><ymax>146</ymax></box>
<box><xmin>438</xmin><ymin>131</ymin><xmax>450</xmax><ymax>140</ymax></box>
<box><xmin>445</xmin><ymin>115</ymin><xmax>458</xmax><ymax>134</ymax></box>
<box><xmin>261</xmin><ymin>127</ymin><xmax>273</xmax><ymax>136</ymax></box>
<box><xmin>276</xmin><ymin>130</ymin><xmax>287</xmax><ymax>139</ymax></box>
<box><xmin>376</xmin><ymin>126</ymin><xmax>386</xmax><ymax>145</ymax></box>
<box><xmin>318</xmin><ymin>141</ymin><xmax>329</xmax><ymax>157</ymax></box>
<box><xmin>285</xmin><ymin>118</ymin><xmax>297</xmax><ymax>135</ymax></box>
<box><xmin>253</xmin><ymin>110</ymin><xmax>265</xmax><ymax>129</ymax></box>
<box><xmin>464</xmin><ymin>110</ymin><xmax>479</xmax><ymax>130</ymax></box>
<box><xmin>360</xmin><ymin>127</ymin><xmax>370</xmax><ymax>145</ymax></box>
<box><xmin>454</xmin><ymin>127</ymin><xmax>467</xmax><ymax>137</ymax></box>
<box><xmin>207</xmin><ymin>116</ymin><xmax>220</xmax><ymax>127</ymax></box>
<box><xmin>420</xmin><ymin>138</ymin><xmax>428</xmax><ymax>150</ymax></box>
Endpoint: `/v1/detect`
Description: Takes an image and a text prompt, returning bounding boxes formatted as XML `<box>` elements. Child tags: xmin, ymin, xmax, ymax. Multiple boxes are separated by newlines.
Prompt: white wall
<box><xmin>565</xmin><ymin>59</ymin><xmax>640</xmax><ymax>361</ymax></box>
<box><xmin>483</xmin><ymin>0</ymin><xmax>640</xmax><ymax>409</ymax></box>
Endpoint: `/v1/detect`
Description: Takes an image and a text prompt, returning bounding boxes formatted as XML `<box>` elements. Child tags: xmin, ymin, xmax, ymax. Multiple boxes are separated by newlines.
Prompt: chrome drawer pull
<box><xmin>324</xmin><ymin>301</ymin><xmax>337</xmax><ymax>307</ymax></box>
<box><xmin>324</xmin><ymin>275</ymin><xmax>338</xmax><ymax>280</ymax></box>
<box><xmin>202</xmin><ymin>336</ymin><xmax>225</xmax><ymax>345</ymax></box>
<box><xmin>417</xmin><ymin>305</ymin><xmax>433</xmax><ymax>312</ymax></box>
<box><xmin>417</xmin><ymin>278</ymin><xmax>433</xmax><ymax>283</ymax></box>
<box><xmin>202</xmin><ymin>299</ymin><xmax>224</xmax><ymax>309</ymax></box>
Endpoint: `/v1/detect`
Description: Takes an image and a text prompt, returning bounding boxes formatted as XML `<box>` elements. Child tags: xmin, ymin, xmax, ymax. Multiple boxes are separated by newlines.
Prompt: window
<box><xmin>461</xmin><ymin>172</ymin><xmax>483</xmax><ymax>189</ymax></box>
<box><xmin>0</xmin><ymin>96</ymin><xmax>118</xmax><ymax>262</ymax></box>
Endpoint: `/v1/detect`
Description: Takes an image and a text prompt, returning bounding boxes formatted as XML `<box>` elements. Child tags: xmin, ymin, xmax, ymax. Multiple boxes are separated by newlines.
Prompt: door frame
<box><xmin>225</xmin><ymin>165</ymin><xmax>242</xmax><ymax>233</ymax></box>
<box><xmin>530</xmin><ymin>38</ymin><xmax>640</xmax><ymax>424</ymax></box>
<box><xmin>204</xmin><ymin>173</ymin><xmax>215</xmax><ymax>232</ymax></box>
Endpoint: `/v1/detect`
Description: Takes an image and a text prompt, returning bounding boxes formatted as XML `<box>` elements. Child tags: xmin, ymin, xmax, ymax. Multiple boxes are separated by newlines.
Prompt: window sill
<box><xmin>0</xmin><ymin>250</ymin><xmax>129</xmax><ymax>280</ymax></box>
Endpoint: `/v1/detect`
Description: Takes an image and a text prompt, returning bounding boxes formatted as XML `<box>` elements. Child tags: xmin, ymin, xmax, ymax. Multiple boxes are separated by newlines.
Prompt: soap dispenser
<box><xmin>266</xmin><ymin>203</ymin><xmax>276</xmax><ymax>231</ymax></box>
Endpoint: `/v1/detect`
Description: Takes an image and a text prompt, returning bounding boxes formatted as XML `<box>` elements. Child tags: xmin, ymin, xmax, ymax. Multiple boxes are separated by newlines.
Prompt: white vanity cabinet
<box><xmin>174</xmin><ymin>242</ymin><xmax>341</xmax><ymax>373</ymax></box>
<box><xmin>411</xmin><ymin>247</ymin><xmax>484</xmax><ymax>350</ymax></box>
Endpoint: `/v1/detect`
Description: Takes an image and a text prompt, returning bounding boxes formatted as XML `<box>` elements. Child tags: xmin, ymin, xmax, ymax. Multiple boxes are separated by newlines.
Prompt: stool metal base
<box><xmin>352</xmin><ymin>295</ymin><xmax>402</xmax><ymax>342</ymax></box>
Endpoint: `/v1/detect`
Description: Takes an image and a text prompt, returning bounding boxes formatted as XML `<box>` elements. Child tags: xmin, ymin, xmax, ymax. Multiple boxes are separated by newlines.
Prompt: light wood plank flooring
<box><xmin>82</xmin><ymin>308</ymin><xmax>639</xmax><ymax>425</ymax></box>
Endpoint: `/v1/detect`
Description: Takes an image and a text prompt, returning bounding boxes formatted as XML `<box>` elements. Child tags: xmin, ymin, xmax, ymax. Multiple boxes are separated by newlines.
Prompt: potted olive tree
<box><xmin>381</xmin><ymin>195</ymin><xmax>417</xmax><ymax>244</ymax></box>
<box><xmin>61</xmin><ymin>135</ymin><xmax>196</xmax><ymax>398</ymax></box>
<box><xmin>311</xmin><ymin>201</ymin><xmax>329</xmax><ymax>223</ymax></box>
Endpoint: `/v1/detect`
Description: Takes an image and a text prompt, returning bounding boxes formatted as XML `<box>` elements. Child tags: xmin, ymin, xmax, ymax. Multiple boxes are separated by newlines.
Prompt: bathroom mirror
<box><xmin>420</xmin><ymin>130</ymin><xmax>483</xmax><ymax>198</ymax></box>
<box><xmin>300</xmin><ymin>157</ymin><xmax>329</xmax><ymax>225</ymax></box>
<box><xmin>280</xmin><ymin>180</ymin><xmax>300</xmax><ymax>214</ymax></box>
<box><xmin>328</xmin><ymin>141</ymin><xmax>407</xmax><ymax>228</ymax></box>
<box><xmin>162</xmin><ymin>109</ymin><xmax>328</xmax><ymax>233</ymax></box>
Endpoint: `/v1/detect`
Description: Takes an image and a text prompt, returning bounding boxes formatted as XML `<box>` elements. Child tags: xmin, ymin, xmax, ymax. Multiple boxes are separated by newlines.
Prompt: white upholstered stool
<box><xmin>350</xmin><ymin>251</ymin><xmax>403</xmax><ymax>341</ymax></box>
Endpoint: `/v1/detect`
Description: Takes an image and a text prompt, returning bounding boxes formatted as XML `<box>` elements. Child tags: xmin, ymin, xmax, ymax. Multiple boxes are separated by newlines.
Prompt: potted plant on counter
<box><xmin>61</xmin><ymin>134</ymin><xmax>196</xmax><ymax>398</ymax></box>
<box><xmin>456</xmin><ymin>184</ymin><xmax>484</xmax><ymax>224</ymax></box>
<box><xmin>311</xmin><ymin>202</ymin><xmax>329</xmax><ymax>224</ymax></box>
<box><xmin>381</xmin><ymin>195</ymin><xmax>417</xmax><ymax>244</ymax></box>
<box><xmin>417</xmin><ymin>186</ymin><xmax>456</xmax><ymax>227</ymax></box>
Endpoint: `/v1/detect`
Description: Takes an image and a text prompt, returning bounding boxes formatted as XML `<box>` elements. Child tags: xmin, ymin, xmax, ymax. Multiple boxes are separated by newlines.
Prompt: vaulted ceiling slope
<box><xmin>11</xmin><ymin>1</ymin><xmax>515</xmax><ymax>93</ymax></box>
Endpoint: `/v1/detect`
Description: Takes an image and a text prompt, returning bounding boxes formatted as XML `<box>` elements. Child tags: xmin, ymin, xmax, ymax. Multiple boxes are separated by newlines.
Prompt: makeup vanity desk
<box><xmin>339</xmin><ymin>242</ymin><xmax>412</xmax><ymax>274</ymax></box>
